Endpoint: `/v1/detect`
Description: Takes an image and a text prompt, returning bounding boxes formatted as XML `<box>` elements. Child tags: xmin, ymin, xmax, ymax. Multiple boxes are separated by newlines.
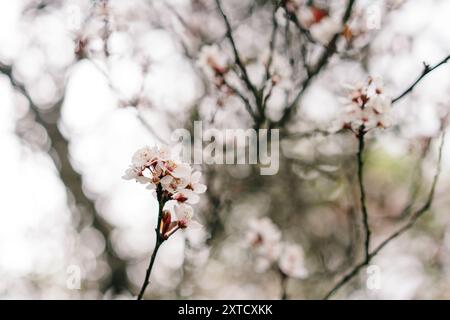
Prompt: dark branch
<box><xmin>264</xmin><ymin>3</ymin><xmax>280</xmax><ymax>83</ymax></box>
<box><xmin>357</xmin><ymin>129</ymin><xmax>371</xmax><ymax>263</ymax></box>
<box><xmin>215</xmin><ymin>0</ymin><xmax>261</xmax><ymax>117</ymax></box>
<box><xmin>273</xmin><ymin>0</ymin><xmax>356</xmax><ymax>128</ymax></box>
<box><xmin>323</xmin><ymin>130</ymin><xmax>446</xmax><ymax>299</ymax></box>
<box><xmin>137</xmin><ymin>184</ymin><xmax>166</xmax><ymax>300</ymax></box>
<box><xmin>392</xmin><ymin>54</ymin><xmax>450</xmax><ymax>104</ymax></box>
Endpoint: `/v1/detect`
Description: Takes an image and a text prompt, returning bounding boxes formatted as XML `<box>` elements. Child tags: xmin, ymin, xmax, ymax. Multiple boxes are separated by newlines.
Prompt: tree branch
<box><xmin>392</xmin><ymin>54</ymin><xmax>450</xmax><ymax>104</ymax></box>
<box><xmin>264</xmin><ymin>3</ymin><xmax>280</xmax><ymax>83</ymax></box>
<box><xmin>137</xmin><ymin>184</ymin><xmax>166</xmax><ymax>300</ymax></box>
<box><xmin>273</xmin><ymin>0</ymin><xmax>356</xmax><ymax>128</ymax></box>
<box><xmin>215</xmin><ymin>0</ymin><xmax>262</xmax><ymax>116</ymax></box>
<box><xmin>357</xmin><ymin>129</ymin><xmax>371</xmax><ymax>263</ymax></box>
<box><xmin>323</xmin><ymin>129</ymin><xmax>446</xmax><ymax>299</ymax></box>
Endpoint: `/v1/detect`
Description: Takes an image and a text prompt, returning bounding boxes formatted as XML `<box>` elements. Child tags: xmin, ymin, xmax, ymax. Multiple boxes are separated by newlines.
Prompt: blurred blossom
<box><xmin>246</xmin><ymin>217</ymin><xmax>282</xmax><ymax>272</ymax></box>
<box><xmin>278</xmin><ymin>244</ymin><xmax>308</xmax><ymax>279</ymax></box>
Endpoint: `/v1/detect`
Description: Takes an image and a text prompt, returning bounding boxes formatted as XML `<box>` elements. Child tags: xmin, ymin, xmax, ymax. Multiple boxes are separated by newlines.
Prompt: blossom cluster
<box><xmin>198</xmin><ymin>44</ymin><xmax>294</xmax><ymax>110</ymax></box>
<box><xmin>337</xmin><ymin>76</ymin><xmax>393</xmax><ymax>134</ymax></box>
<box><xmin>197</xmin><ymin>44</ymin><xmax>235</xmax><ymax>107</ymax></box>
<box><xmin>284</xmin><ymin>0</ymin><xmax>341</xmax><ymax>44</ymax></box>
<box><xmin>246</xmin><ymin>217</ymin><xmax>308</xmax><ymax>279</ymax></box>
<box><xmin>123</xmin><ymin>146</ymin><xmax>206</xmax><ymax>237</ymax></box>
<box><xmin>198</xmin><ymin>44</ymin><xmax>230</xmax><ymax>87</ymax></box>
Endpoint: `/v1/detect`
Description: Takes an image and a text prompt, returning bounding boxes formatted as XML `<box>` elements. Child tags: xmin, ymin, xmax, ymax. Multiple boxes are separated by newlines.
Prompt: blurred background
<box><xmin>1</xmin><ymin>0</ymin><xmax>450</xmax><ymax>299</ymax></box>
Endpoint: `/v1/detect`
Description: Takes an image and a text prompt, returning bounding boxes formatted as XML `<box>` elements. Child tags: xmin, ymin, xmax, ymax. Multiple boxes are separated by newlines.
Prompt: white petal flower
<box><xmin>310</xmin><ymin>17</ymin><xmax>341</xmax><ymax>44</ymax></box>
<box><xmin>162</xmin><ymin>160</ymin><xmax>192</xmax><ymax>179</ymax></box>
<box><xmin>122</xmin><ymin>166</ymin><xmax>142</xmax><ymax>180</ymax></box>
<box><xmin>135</xmin><ymin>175</ymin><xmax>152</xmax><ymax>184</ymax></box>
<box><xmin>172</xmin><ymin>188</ymin><xmax>200</xmax><ymax>205</ymax></box>
<box><xmin>278</xmin><ymin>243</ymin><xmax>308</xmax><ymax>279</ymax></box>
<box><xmin>367</xmin><ymin>94</ymin><xmax>391</xmax><ymax>115</ymax></box>
<box><xmin>122</xmin><ymin>166</ymin><xmax>151</xmax><ymax>184</ymax></box>
<box><xmin>198</xmin><ymin>44</ymin><xmax>229</xmax><ymax>79</ymax></box>
<box><xmin>124</xmin><ymin>145</ymin><xmax>206</xmax><ymax>237</ymax></box>
<box><xmin>131</xmin><ymin>146</ymin><xmax>158</xmax><ymax>167</ymax></box>
<box><xmin>337</xmin><ymin>77</ymin><xmax>393</xmax><ymax>133</ymax></box>
<box><xmin>175</xmin><ymin>203</ymin><xmax>202</xmax><ymax>229</ymax></box>
<box><xmin>247</xmin><ymin>217</ymin><xmax>282</xmax><ymax>245</ymax></box>
<box><xmin>189</xmin><ymin>171</ymin><xmax>207</xmax><ymax>194</ymax></box>
<box><xmin>161</xmin><ymin>175</ymin><xmax>188</xmax><ymax>194</ymax></box>
<box><xmin>172</xmin><ymin>163</ymin><xmax>192</xmax><ymax>179</ymax></box>
<box><xmin>246</xmin><ymin>217</ymin><xmax>282</xmax><ymax>271</ymax></box>
<box><xmin>157</xmin><ymin>145</ymin><xmax>171</xmax><ymax>161</ymax></box>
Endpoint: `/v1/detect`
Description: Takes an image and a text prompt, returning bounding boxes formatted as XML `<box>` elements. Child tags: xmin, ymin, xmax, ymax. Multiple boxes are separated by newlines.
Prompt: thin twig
<box><xmin>86</xmin><ymin>59</ymin><xmax>167</xmax><ymax>144</ymax></box>
<box><xmin>273</xmin><ymin>0</ymin><xmax>356</xmax><ymax>128</ymax></box>
<box><xmin>261</xmin><ymin>3</ymin><xmax>281</xmax><ymax>114</ymax></box>
<box><xmin>222</xmin><ymin>78</ymin><xmax>257</xmax><ymax>118</ymax></box>
<box><xmin>392</xmin><ymin>54</ymin><xmax>450</xmax><ymax>104</ymax></box>
<box><xmin>357</xmin><ymin>129</ymin><xmax>371</xmax><ymax>262</ymax></box>
<box><xmin>137</xmin><ymin>184</ymin><xmax>166</xmax><ymax>300</ymax></box>
<box><xmin>137</xmin><ymin>237</ymin><xmax>162</xmax><ymax>300</ymax></box>
<box><xmin>264</xmin><ymin>3</ymin><xmax>280</xmax><ymax>83</ymax></box>
<box><xmin>280</xmin><ymin>271</ymin><xmax>288</xmax><ymax>300</ymax></box>
<box><xmin>136</xmin><ymin>112</ymin><xmax>168</xmax><ymax>144</ymax></box>
<box><xmin>283</xmin><ymin>6</ymin><xmax>317</xmax><ymax>45</ymax></box>
<box><xmin>323</xmin><ymin>130</ymin><xmax>446</xmax><ymax>299</ymax></box>
<box><xmin>395</xmin><ymin>138</ymin><xmax>432</xmax><ymax>220</ymax></box>
<box><xmin>215</xmin><ymin>0</ymin><xmax>261</xmax><ymax>114</ymax></box>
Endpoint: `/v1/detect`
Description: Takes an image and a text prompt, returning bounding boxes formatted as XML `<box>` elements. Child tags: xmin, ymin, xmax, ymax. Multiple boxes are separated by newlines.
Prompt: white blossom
<box><xmin>260</xmin><ymin>52</ymin><xmax>294</xmax><ymax>90</ymax></box>
<box><xmin>186</xmin><ymin>171</ymin><xmax>207</xmax><ymax>194</ymax></box>
<box><xmin>123</xmin><ymin>145</ymin><xmax>207</xmax><ymax>232</ymax></box>
<box><xmin>246</xmin><ymin>217</ymin><xmax>282</xmax><ymax>272</ymax></box>
<box><xmin>122</xmin><ymin>166</ymin><xmax>146</xmax><ymax>182</ymax></box>
<box><xmin>278</xmin><ymin>243</ymin><xmax>308</xmax><ymax>279</ymax></box>
<box><xmin>310</xmin><ymin>17</ymin><xmax>341</xmax><ymax>44</ymax></box>
<box><xmin>131</xmin><ymin>146</ymin><xmax>158</xmax><ymax>167</ymax></box>
<box><xmin>160</xmin><ymin>175</ymin><xmax>188</xmax><ymax>194</ymax></box>
<box><xmin>246</xmin><ymin>217</ymin><xmax>309</xmax><ymax>278</ymax></box>
<box><xmin>172</xmin><ymin>189</ymin><xmax>201</xmax><ymax>205</ymax></box>
<box><xmin>198</xmin><ymin>44</ymin><xmax>229</xmax><ymax>79</ymax></box>
<box><xmin>160</xmin><ymin>160</ymin><xmax>192</xmax><ymax>179</ymax></box>
<box><xmin>161</xmin><ymin>170</ymin><xmax>207</xmax><ymax>204</ymax></box>
<box><xmin>336</xmin><ymin>76</ymin><xmax>393</xmax><ymax>133</ymax></box>
<box><xmin>175</xmin><ymin>203</ymin><xmax>202</xmax><ymax>229</ymax></box>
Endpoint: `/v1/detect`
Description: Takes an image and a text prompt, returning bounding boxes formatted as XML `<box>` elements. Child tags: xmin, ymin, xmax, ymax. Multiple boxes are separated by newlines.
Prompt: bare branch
<box><xmin>392</xmin><ymin>54</ymin><xmax>450</xmax><ymax>104</ymax></box>
<box><xmin>357</xmin><ymin>130</ymin><xmax>371</xmax><ymax>263</ymax></box>
<box><xmin>264</xmin><ymin>3</ymin><xmax>281</xmax><ymax>83</ymax></box>
<box><xmin>273</xmin><ymin>0</ymin><xmax>357</xmax><ymax>128</ymax></box>
<box><xmin>223</xmin><ymin>78</ymin><xmax>257</xmax><ymax>119</ymax></box>
<box><xmin>323</xmin><ymin>129</ymin><xmax>446</xmax><ymax>299</ymax></box>
<box><xmin>137</xmin><ymin>184</ymin><xmax>165</xmax><ymax>300</ymax></box>
<box><xmin>283</xmin><ymin>6</ymin><xmax>317</xmax><ymax>45</ymax></box>
<box><xmin>86</xmin><ymin>59</ymin><xmax>167</xmax><ymax>144</ymax></box>
<box><xmin>215</xmin><ymin>0</ymin><xmax>261</xmax><ymax>115</ymax></box>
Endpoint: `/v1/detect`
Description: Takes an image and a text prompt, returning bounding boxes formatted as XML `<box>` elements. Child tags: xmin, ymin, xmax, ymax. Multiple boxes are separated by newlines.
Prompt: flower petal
<box><xmin>193</xmin><ymin>183</ymin><xmax>207</xmax><ymax>194</ymax></box>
